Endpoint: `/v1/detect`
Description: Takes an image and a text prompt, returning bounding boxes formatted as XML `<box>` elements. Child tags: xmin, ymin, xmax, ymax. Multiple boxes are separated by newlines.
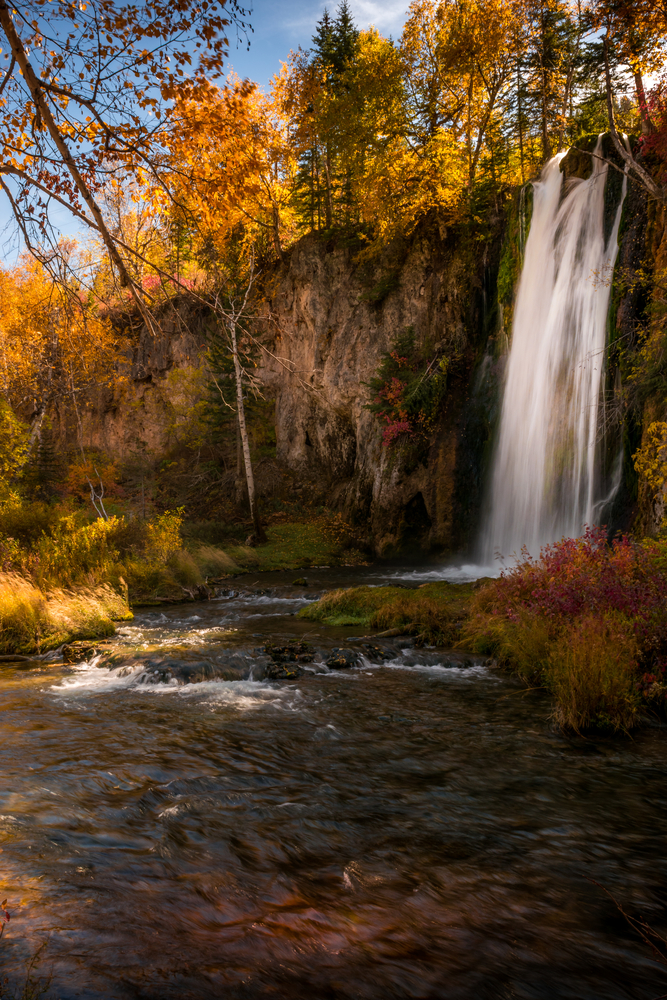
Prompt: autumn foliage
<box><xmin>464</xmin><ymin>528</ymin><xmax>667</xmax><ymax>730</ymax></box>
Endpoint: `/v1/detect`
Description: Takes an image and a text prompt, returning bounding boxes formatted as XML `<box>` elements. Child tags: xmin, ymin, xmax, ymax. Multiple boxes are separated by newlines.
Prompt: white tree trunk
<box><xmin>230</xmin><ymin>319</ymin><xmax>266</xmax><ymax>542</ymax></box>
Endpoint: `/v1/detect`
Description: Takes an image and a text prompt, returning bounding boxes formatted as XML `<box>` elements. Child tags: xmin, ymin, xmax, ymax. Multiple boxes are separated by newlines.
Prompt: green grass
<box><xmin>227</xmin><ymin>522</ymin><xmax>366</xmax><ymax>573</ymax></box>
<box><xmin>298</xmin><ymin>581</ymin><xmax>476</xmax><ymax>644</ymax></box>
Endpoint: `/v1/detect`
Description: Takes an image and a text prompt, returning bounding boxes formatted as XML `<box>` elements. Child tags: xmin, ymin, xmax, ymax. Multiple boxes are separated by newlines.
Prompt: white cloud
<box><xmin>348</xmin><ymin>0</ymin><xmax>407</xmax><ymax>35</ymax></box>
<box><xmin>278</xmin><ymin>0</ymin><xmax>408</xmax><ymax>41</ymax></box>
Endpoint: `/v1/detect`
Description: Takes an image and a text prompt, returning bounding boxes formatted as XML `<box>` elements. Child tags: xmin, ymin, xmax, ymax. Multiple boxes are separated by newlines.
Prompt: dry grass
<box><xmin>197</xmin><ymin>545</ymin><xmax>241</xmax><ymax>577</ymax></box>
<box><xmin>0</xmin><ymin>572</ymin><xmax>131</xmax><ymax>655</ymax></box>
<box><xmin>168</xmin><ymin>549</ymin><xmax>202</xmax><ymax>587</ymax></box>
<box><xmin>545</xmin><ymin>616</ymin><xmax>639</xmax><ymax>732</ymax></box>
<box><xmin>462</xmin><ymin>609</ymin><xmax>553</xmax><ymax>680</ymax></box>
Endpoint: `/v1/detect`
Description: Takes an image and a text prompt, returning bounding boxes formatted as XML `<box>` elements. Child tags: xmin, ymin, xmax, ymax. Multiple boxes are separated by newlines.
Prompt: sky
<box><xmin>225</xmin><ymin>0</ymin><xmax>409</xmax><ymax>89</ymax></box>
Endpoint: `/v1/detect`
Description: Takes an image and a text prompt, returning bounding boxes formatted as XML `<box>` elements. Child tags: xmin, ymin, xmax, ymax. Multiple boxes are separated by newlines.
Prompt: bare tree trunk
<box><xmin>324</xmin><ymin>145</ymin><xmax>333</xmax><ymax>228</ymax></box>
<box><xmin>634</xmin><ymin>69</ymin><xmax>654</xmax><ymax>136</ymax></box>
<box><xmin>517</xmin><ymin>58</ymin><xmax>525</xmax><ymax>185</ymax></box>
<box><xmin>230</xmin><ymin>319</ymin><xmax>266</xmax><ymax>543</ymax></box>
<box><xmin>28</xmin><ymin>405</ymin><xmax>45</xmax><ymax>453</ymax></box>
<box><xmin>310</xmin><ymin>150</ymin><xmax>316</xmax><ymax>231</ymax></box>
<box><xmin>272</xmin><ymin>202</ymin><xmax>284</xmax><ymax>261</ymax></box>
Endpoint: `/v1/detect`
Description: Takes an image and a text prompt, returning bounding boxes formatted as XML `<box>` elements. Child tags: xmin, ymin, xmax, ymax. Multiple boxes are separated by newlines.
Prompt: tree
<box><xmin>209</xmin><ymin>262</ymin><xmax>267</xmax><ymax>543</ymax></box>
<box><xmin>167</xmin><ymin>78</ymin><xmax>298</xmax><ymax>265</ymax></box>
<box><xmin>0</xmin><ymin>0</ymin><xmax>250</xmax><ymax>309</ymax></box>
<box><xmin>0</xmin><ymin>252</ymin><xmax>123</xmax><ymax>447</ymax></box>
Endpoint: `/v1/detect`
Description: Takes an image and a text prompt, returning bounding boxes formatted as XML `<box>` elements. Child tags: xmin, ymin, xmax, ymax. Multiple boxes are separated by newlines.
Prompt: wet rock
<box><xmin>292</xmin><ymin>577</ymin><xmax>308</xmax><ymax>586</ymax></box>
<box><xmin>326</xmin><ymin>648</ymin><xmax>359</xmax><ymax>669</ymax></box>
<box><xmin>62</xmin><ymin>641</ymin><xmax>112</xmax><ymax>664</ymax></box>
<box><xmin>265</xmin><ymin>662</ymin><xmax>303</xmax><ymax>680</ymax></box>
<box><xmin>264</xmin><ymin>640</ymin><xmax>315</xmax><ymax>664</ymax></box>
<box><xmin>362</xmin><ymin>644</ymin><xmax>393</xmax><ymax>662</ymax></box>
<box><xmin>261</xmin><ymin>639</ymin><xmax>314</xmax><ymax>680</ymax></box>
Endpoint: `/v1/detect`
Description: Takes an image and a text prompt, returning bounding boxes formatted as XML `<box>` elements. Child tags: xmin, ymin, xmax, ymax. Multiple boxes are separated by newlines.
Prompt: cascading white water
<box><xmin>481</xmin><ymin>137</ymin><xmax>627</xmax><ymax>563</ymax></box>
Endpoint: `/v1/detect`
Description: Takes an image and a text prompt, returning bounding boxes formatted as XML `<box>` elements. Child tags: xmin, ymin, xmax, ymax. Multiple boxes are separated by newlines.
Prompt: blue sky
<box><xmin>226</xmin><ymin>0</ymin><xmax>409</xmax><ymax>89</ymax></box>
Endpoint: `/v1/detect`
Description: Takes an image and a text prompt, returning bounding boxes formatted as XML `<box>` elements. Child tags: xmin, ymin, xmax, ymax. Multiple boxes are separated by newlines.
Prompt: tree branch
<box><xmin>603</xmin><ymin>32</ymin><xmax>664</xmax><ymax>203</ymax></box>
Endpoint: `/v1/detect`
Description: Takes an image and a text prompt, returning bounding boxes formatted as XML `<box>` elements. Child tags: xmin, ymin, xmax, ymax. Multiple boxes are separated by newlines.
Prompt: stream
<box><xmin>1</xmin><ymin>565</ymin><xmax>666</xmax><ymax>999</ymax></box>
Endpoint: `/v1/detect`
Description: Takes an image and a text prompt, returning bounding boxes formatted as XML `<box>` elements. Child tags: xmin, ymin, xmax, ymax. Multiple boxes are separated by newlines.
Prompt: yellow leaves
<box><xmin>0</xmin><ymin>254</ymin><xmax>123</xmax><ymax>412</ymax></box>
<box><xmin>634</xmin><ymin>422</ymin><xmax>667</xmax><ymax>504</ymax></box>
<box><xmin>166</xmin><ymin>75</ymin><xmax>297</xmax><ymax>260</ymax></box>
<box><xmin>0</xmin><ymin>401</ymin><xmax>29</xmax><ymax>480</ymax></box>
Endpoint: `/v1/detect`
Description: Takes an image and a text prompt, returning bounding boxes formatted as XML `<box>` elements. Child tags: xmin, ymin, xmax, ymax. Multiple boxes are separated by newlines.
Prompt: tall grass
<box><xmin>299</xmin><ymin>582</ymin><xmax>475</xmax><ymax>643</ymax></box>
<box><xmin>0</xmin><ymin>572</ymin><xmax>129</xmax><ymax>654</ymax></box>
<box><xmin>545</xmin><ymin>615</ymin><xmax>639</xmax><ymax>732</ymax></box>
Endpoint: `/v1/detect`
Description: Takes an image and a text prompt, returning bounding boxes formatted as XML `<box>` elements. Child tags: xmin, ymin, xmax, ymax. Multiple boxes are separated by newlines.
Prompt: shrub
<box><xmin>34</xmin><ymin>515</ymin><xmax>120</xmax><ymax>588</ymax></box>
<box><xmin>365</xmin><ymin>329</ymin><xmax>450</xmax><ymax>447</ymax></box>
<box><xmin>465</xmin><ymin>608</ymin><xmax>552</xmax><ymax>679</ymax></box>
<box><xmin>0</xmin><ymin>493</ymin><xmax>61</xmax><ymax>545</ymax></box>
<box><xmin>120</xmin><ymin>558</ymin><xmax>174</xmax><ymax>601</ymax></box>
<box><xmin>462</xmin><ymin>527</ymin><xmax>667</xmax><ymax>731</ymax></box>
<box><xmin>144</xmin><ymin>509</ymin><xmax>184</xmax><ymax>563</ymax></box>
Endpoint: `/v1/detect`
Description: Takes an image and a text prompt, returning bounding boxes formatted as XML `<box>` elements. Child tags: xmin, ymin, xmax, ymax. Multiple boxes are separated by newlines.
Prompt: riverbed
<box><xmin>1</xmin><ymin>566</ymin><xmax>666</xmax><ymax>998</ymax></box>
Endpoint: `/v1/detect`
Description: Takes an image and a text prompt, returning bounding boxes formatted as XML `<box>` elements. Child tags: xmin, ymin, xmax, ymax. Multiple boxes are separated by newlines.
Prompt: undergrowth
<box><xmin>0</xmin><ymin>493</ymin><xmax>367</xmax><ymax>649</ymax></box>
<box><xmin>462</xmin><ymin>527</ymin><xmax>667</xmax><ymax>732</ymax></box>
<box><xmin>0</xmin><ymin>573</ymin><xmax>129</xmax><ymax>655</ymax></box>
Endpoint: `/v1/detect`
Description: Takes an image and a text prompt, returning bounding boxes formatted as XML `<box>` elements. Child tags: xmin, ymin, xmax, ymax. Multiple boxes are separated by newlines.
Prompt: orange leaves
<box><xmin>0</xmin><ymin>0</ymin><xmax>250</xmax><ymax>275</ymax></box>
<box><xmin>0</xmin><ymin>252</ymin><xmax>124</xmax><ymax>415</ymax></box>
<box><xmin>167</xmin><ymin>75</ymin><xmax>297</xmax><ymax>262</ymax></box>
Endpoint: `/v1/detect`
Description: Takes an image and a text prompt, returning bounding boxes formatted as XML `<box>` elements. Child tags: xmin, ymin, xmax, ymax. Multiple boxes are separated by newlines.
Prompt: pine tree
<box><xmin>332</xmin><ymin>0</ymin><xmax>359</xmax><ymax>77</ymax></box>
<box><xmin>312</xmin><ymin>9</ymin><xmax>336</xmax><ymax>75</ymax></box>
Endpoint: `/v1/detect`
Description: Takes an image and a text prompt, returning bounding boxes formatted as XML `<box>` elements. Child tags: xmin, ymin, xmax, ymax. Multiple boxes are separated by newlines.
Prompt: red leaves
<box><xmin>486</xmin><ymin>526</ymin><xmax>667</xmax><ymax>669</ymax></box>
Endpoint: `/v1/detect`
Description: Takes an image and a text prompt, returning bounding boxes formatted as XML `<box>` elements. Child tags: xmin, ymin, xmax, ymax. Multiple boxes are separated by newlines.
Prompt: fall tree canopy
<box><xmin>0</xmin><ymin>0</ymin><xmax>250</xmax><ymax>297</ymax></box>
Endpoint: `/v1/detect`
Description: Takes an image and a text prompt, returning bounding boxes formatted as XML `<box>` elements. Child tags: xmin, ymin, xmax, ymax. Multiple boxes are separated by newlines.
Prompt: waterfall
<box><xmin>481</xmin><ymin>137</ymin><xmax>627</xmax><ymax>563</ymax></box>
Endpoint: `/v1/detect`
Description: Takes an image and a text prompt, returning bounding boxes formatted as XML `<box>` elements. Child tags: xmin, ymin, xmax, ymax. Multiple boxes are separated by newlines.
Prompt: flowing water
<box><xmin>482</xmin><ymin>140</ymin><xmax>627</xmax><ymax>562</ymax></box>
<box><xmin>1</xmin><ymin>569</ymin><xmax>666</xmax><ymax>999</ymax></box>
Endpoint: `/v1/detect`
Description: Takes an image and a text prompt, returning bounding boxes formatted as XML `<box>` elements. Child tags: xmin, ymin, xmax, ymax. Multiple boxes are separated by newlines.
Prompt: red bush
<box><xmin>489</xmin><ymin>527</ymin><xmax>667</xmax><ymax>651</ymax></box>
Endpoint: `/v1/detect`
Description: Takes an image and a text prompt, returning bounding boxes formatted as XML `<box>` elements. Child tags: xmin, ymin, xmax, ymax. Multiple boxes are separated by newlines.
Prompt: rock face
<box><xmin>255</xmin><ymin>221</ymin><xmax>499</xmax><ymax>555</ymax></box>
<box><xmin>73</xmin><ymin>219</ymin><xmax>500</xmax><ymax>557</ymax></box>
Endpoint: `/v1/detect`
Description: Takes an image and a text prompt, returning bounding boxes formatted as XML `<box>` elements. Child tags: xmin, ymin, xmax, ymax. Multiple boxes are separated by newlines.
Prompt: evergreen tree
<box><xmin>331</xmin><ymin>1</ymin><xmax>360</xmax><ymax>78</ymax></box>
<box><xmin>312</xmin><ymin>8</ymin><xmax>336</xmax><ymax>72</ymax></box>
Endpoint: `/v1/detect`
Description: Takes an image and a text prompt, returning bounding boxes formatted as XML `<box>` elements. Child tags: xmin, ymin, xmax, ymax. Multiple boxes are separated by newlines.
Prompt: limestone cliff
<box><xmin>72</xmin><ymin>217</ymin><xmax>501</xmax><ymax>556</ymax></box>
